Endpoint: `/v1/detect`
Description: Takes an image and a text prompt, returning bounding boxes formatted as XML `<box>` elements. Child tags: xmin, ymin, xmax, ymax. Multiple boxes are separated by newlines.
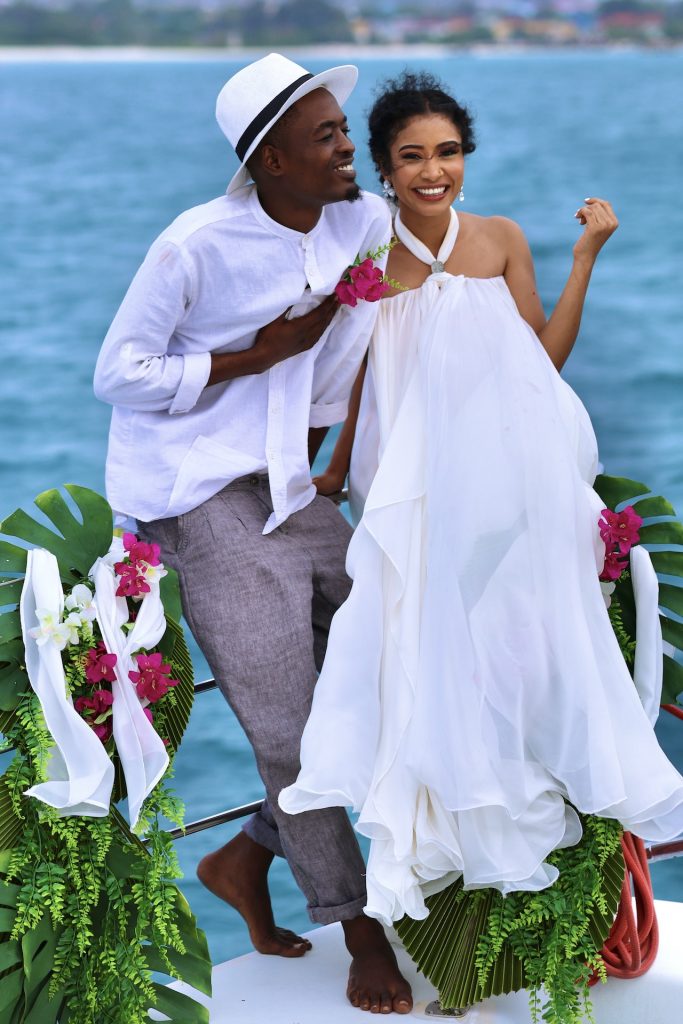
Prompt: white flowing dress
<box><xmin>279</xmin><ymin>210</ymin><xmax>683</xmax><ymax>927</ymax></box>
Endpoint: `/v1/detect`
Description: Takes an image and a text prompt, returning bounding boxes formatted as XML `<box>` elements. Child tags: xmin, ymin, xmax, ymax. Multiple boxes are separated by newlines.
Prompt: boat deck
<box><xmin>164</xmin><ymin>899</ymin><xmax>683</xmax><ymax>1023</ymax></box>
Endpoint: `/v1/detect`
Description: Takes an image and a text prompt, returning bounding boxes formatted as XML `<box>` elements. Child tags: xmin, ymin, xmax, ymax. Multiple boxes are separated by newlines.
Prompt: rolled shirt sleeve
<box><xmin>94</xmin><ymin>241</ymin><xmax>211</xmax><ymax>414</ymax></box>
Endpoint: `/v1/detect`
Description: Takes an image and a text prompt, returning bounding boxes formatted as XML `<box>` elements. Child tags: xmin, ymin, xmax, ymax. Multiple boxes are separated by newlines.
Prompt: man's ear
<box><xmin>260</xmin><ymin>143</ymin><xmax>285</xmax><ymax>178</ymax></box>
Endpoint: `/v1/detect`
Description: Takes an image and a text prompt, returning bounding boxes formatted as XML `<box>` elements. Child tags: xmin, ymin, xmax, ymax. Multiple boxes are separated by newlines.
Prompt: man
<box><xmin>94</xmin><ymin>54</ymin><xmax>412</xmax><ymax>1014</ymax></box>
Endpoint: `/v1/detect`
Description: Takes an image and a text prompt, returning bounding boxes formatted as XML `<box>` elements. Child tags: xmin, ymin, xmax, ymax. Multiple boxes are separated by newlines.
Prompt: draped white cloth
<box><xmin>20</xmin><ymin>549</ymin><xmax>114</xmax><ymax>816</ymax></box>
<box><xmin>20</xmin><ymin>547</ymin><xmax>169</xmax><ymax>829</ymax></box>
<box><xmin>280</xmin><ymin>210</ymin><xmax>683</xmax><ymax>927</ymax></box>
<box><xmin>91</xmin><ymin>558</ymin><xmax>169</xmax><ymax>829</ymax></box>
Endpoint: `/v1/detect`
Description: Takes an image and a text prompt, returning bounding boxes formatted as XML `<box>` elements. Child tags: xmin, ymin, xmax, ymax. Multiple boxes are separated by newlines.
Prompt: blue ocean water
<box><xmin>1</xmin><ymin>49</ymin><xmax>682</xmax><ymax>966</ymax></box>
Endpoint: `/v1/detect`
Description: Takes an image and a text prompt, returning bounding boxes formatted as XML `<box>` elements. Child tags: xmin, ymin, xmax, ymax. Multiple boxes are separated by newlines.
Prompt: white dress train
<box><xmin>279</xmin><ymin>209</ymin><xmax>683</xmax><ymax>927</ymax></box>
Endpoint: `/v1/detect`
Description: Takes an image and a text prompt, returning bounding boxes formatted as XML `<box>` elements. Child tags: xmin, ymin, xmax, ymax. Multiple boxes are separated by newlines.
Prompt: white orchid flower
<box><xmin>29</xmin><ymin>609</ymin><xmax>72</xmax><ymax>650</ymax></box>
<box><xmin>140</xmin><ymin>562</ymin><xmax>167</xmax><ymax>586</ymax></box>
<box><xmin>63</xmin><ymin>611</ymin><xmax>83</xmax><ymax>645</ymax></box>
<box><xmin>64</xmin><ymin>583</ymin><xmax>97</xmax><ymax>623</ymax></box>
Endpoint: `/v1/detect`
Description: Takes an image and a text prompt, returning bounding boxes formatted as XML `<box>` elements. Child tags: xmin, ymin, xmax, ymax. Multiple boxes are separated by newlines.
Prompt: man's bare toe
<box><xmin>275</xmin><ymin>927</ymin><xmax>311</xmax><ymax>948</ymax></box>
<box><xmin>392</xmin><ymin>995</ymin><xmax>413</xmax><ymax>1015</ymax></box>
<box><xmin>258</xmin><ymin>935</ymin><xmax>310</xmax><ymax>958</ymax></box>
<box><xmin>380</xmin><ymin>992</ymin><xmax>393</xmax><ymax>1014</ymax></box>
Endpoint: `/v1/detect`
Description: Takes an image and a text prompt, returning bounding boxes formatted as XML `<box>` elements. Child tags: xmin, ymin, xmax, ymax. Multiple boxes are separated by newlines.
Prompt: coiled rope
<box><xmin>591</xmin><ymin>703</ymin><xmax>682</xmax><ymax>983</ymax></box>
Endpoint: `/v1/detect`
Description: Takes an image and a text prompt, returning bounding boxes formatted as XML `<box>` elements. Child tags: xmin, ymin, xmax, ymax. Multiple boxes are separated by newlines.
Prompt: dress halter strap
<box><xmin>394</xmin><ymin>207</ymin><xmax>459</xmax><ymax>275</ymax></box>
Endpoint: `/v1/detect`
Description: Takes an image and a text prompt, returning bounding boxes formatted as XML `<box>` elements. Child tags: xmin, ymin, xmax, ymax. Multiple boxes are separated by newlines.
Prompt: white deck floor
<box><xmin>168</xmin><ymin>899</ymin><xmax>683</xmax><ymax>1023</ymax></box>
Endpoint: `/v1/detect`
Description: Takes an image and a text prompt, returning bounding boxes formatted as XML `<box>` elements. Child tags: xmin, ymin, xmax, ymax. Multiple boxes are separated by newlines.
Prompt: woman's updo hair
<box><xmin>368</xmin><ymin>71</ymin><xmax>476</xmax><ymax>186</ymax></box>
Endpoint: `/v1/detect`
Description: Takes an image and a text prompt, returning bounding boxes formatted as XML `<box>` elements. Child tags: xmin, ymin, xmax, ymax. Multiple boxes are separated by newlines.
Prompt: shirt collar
<box><xmin>248</xmin><ymin>186</ymin><xmax>327</xmax><ymax>245</ymax></box>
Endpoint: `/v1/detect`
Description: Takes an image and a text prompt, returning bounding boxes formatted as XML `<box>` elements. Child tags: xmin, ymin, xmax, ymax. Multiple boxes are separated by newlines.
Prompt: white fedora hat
<box><xmin>217</xmin><ymin>53</ymin><xmax>358</xmax><ymax>196</ymax></box>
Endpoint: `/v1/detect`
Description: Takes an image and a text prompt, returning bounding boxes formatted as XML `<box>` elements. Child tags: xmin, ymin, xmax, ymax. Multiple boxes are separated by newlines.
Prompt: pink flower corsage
<box><xmin>335</xmin><ymin>240</ymin><xmax>404</xmax><ymax>308</ymax></box>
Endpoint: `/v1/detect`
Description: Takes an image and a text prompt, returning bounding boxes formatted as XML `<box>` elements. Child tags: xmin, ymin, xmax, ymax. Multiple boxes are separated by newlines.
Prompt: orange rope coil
<box><xmin>588</xmin><ymin>704</ymin><xmax>680</xmax><ymax>984</ymax></box>
<box><xmin>592</xmin><ymin>832</ymin><xmax>659</xmax><ymax>983</ymax></box>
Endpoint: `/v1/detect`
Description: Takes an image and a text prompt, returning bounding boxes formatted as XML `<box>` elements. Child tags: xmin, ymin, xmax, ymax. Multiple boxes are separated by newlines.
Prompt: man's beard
<box><xmin>345</xmin><ymin>183</ymin><xmax>362</xmax><ymax>202</ymax></box>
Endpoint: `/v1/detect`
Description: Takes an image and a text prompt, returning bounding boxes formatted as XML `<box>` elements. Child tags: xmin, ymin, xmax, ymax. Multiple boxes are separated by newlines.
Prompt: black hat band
<box><xmin>235</xmin><ymin>73</ymin><xmax>314</xmax><ymax>162</ymax></box>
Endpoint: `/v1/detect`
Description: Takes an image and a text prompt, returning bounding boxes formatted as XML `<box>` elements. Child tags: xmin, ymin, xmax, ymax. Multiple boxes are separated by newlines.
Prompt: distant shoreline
<box><xmin>1</xmin><ymin>42</ymin><xmax>682</xmax><ymax>63</ymax></box>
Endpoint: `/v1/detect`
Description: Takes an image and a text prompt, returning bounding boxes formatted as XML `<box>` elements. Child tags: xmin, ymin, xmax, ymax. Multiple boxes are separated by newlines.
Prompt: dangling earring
<box><xmin>457</xmin><ymin>185</ymin><xmax>465</xmax><ymax>203</ymax></box>
<box><xmin>382</xmin><ymin>179</ymin><xmax>396</xmax><ymax>200</ymax></box>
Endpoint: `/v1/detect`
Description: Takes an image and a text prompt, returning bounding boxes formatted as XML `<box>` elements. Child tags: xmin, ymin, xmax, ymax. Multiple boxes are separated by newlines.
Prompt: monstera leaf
<box><xmin>0</xmin><ymin>485</ymin><xmax>113</xmax><ymax>584</ymax></box>
<box><xmin>593</xmin><ymin>474</ymin><xmax>683</xmax><ymax>707</ymax></box>
<box><xmin>0</xmin><ymin>486</ymin><xmax>115</xmax><ymax>740</ymax></box>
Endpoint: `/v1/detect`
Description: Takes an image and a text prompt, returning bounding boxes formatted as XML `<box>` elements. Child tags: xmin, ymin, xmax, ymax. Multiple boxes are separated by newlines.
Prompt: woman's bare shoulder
<box><xmin>460</xmin><ymin>211</ymin><xmax>526</xmax><ymax>242</ymax></box>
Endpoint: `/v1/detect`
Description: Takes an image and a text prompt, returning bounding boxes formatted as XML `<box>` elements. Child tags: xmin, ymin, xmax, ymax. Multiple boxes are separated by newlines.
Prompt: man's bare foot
<box><xmin>197</xmin><ymin>831</ymin><xmax>312</xmax><ymax>958</ymax></box>
<box><xmin>343</xmin><ymin>915</ymin><xmax>413</xmax><ymax>1014</ymax></box>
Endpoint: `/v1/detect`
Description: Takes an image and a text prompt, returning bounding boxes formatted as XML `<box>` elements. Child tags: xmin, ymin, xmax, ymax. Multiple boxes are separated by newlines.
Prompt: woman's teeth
<box><xmin>337</xmin><ymin>164</ymin><xmax>354</xmax><ymax>173</ymax></box>
<box><xmin>416</xmin><ymin>186</ymin><xmax>448</xmax><ymax>196</ymax></box>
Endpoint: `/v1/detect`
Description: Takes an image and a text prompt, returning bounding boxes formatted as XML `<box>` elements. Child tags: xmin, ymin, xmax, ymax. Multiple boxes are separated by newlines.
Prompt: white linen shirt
<box><xmin>94</xmin><ymin>186</ymin><xmax>391</xmax><ymax>533</ymax></box>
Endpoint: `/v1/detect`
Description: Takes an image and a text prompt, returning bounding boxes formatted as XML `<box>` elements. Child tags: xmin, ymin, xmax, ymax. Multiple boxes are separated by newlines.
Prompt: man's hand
<box><xmin>252</xmin><ymin>294</ymin><xmax>339</xmax><ymax>372</ymax></box>
<box><xmin>207</xmin><ymin>294</ymin><xmax>339</xmax><ymax>387</ymax></box>
<box><xmin>573</xmin><ymin>198</ymin><xmax>618</xmax><ymax>263</ymax></box>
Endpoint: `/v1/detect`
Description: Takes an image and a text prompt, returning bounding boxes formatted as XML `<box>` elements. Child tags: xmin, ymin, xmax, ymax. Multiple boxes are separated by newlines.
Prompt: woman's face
<box><xmin>386</xmin><ymin>113</ymin><xmax>464</xmax><ymax>220</ymax></box>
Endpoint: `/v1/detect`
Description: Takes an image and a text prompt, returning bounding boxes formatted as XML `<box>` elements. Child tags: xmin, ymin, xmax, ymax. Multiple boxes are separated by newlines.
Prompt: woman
<box><xmin>279</xmin><ymin>72</ymin><xmax>683</xmax><ymax>929</ymax></box>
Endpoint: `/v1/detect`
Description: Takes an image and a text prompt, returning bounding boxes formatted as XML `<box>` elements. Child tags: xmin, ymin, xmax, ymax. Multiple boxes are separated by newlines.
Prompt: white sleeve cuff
<box><xmin>168</xmin><ymin>352</ymin><xmax>212</xmax><ymax>415</ymax></box>
<box><xmin>309</xmin><ymin>399</ymin><xmax>349</xmax><ymax>428</ymax></box>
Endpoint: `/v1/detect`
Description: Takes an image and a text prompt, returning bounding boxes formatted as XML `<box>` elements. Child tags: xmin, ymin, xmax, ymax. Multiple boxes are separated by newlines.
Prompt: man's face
<box><xmin>268</xmin><ymin>88</ymin><xmax>358</xmax><ymax>206</ymax></box>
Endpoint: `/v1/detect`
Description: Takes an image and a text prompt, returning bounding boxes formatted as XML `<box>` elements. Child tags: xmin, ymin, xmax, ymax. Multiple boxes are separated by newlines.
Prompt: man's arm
<box><xmin>94</xmin><ymin>240</ymin><xmax>209</xmax><ymax>415</ymax></box>
<box><xmin>207</xmin><ymin>295</ymin><xmax>340</xmax><ymax>386</ymax></box>
<box><xmin>95</xmin><ymin>240</ymin><xmax>341</xmax><ymax>413</ymax></box>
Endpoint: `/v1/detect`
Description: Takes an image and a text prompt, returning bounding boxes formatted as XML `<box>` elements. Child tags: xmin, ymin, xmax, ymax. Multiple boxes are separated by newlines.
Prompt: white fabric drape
<box><xmin>630</xmin><ymin>545</ymin><xmax>664</xmax><ymax>725</ymax></box>
<box><xmin>20</xmin><ymin>549</ymin><xmax>114</xmax><ymax>816</ymax></box>
<box><xmin>91</xmin><ymin>558</ymin><xmax>169</xmax><ymax>829</ymax></box>
<box><xmin>20</xmin><ymin>548</ymin><xmax>169</xmax><ymax>829</ymax></box>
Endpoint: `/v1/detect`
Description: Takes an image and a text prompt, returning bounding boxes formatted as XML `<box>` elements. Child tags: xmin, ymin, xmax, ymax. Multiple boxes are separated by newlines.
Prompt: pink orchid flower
<box><xmin>75</xmin><ymin>688</ymin><xmax>114</xmax><ymax>743</ymax></box>
<box><xmin>84</xmin><ymin>643</ymin><xmax>118</xmax><ymax>685</ymax></box>
<box><xmin>114</xmin><ymin>560</ymin><xmax>151</xmax><ymax>599</ymax></box>
<box><xmin>129</xmin><ymin>651</ymin><xmax>179</xmax><ymax>704</ymax></box>
<box><xmin>599</xmin><ymin>506</ymin><xmax>642</xmax><ymax>555</ymax></box>
<box><xmin>123</xmin><ymin>532</ymin><xmax>162</xmax><ymax>567</ymax></box>
<box><xmin>600</xmin><ymin>549</ymin><xmax>628</xmax><ymax>582</ymax></box>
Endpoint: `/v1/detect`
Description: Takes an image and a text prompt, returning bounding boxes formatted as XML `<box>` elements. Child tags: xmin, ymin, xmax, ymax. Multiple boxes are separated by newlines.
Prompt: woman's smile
<box><xmin>413</xmin><ymin>184</ymin><xmax>450</xmax><ymax>201</ymax></box>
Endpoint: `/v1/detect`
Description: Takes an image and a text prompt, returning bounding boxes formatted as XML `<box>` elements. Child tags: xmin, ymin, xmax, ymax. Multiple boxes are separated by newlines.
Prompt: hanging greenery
<box><xmin>0</xmin><ymin>485</ymin><xmax>212</xmax><ymax>1024</ymax></box>
<box><xmin>395</xmin><ymin>475</ymin><xmax>683</xmax><ymax>1024</ymax></box>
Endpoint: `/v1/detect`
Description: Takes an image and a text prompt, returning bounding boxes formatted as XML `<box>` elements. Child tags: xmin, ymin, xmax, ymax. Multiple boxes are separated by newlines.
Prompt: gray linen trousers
<box><xmin>141</xmin><ymin>473</ymin><xmax>368</xmax><ymax>923</ymax></box>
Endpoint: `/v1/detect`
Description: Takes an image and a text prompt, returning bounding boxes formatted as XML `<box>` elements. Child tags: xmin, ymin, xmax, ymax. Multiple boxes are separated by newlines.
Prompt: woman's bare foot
<box><xmin>197</xmin><ymin>831</ymin><xmax>312</xmax><ymax>957</ymax></box>
<box><xmin>343</xmin><ymin>915</ymin><xmax>413</xmax><ymax>1014</ymax></box>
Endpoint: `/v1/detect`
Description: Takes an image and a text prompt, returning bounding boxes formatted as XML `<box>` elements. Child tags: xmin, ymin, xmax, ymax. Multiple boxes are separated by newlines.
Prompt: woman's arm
<box><xmin>312</xmin><ymin>358</ymin><xmax>367</xmax><ymax>496</ymax></box>
<box><xmin>503</xmin><ymin>198</ymin><xmax>619</xmax><ymax>371</ymax></box>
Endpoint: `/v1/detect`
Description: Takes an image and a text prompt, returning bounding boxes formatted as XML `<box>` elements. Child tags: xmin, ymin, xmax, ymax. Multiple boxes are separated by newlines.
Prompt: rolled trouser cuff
<box><xmin>242</xmin><ymin>805</ymin><xmax>285</xmax><ymax>858</ymax></box>
<box><xmin>308</xmin><ymin>893</ymin><xmax>368</xmax><ymax>924</ymax></box>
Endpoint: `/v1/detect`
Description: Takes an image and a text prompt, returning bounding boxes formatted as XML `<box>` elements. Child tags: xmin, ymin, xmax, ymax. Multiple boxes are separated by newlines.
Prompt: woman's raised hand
<box><xmin>573</xmin><ymin>197</ymin><xmax>619</xmax><ymax>263</ymax></box>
